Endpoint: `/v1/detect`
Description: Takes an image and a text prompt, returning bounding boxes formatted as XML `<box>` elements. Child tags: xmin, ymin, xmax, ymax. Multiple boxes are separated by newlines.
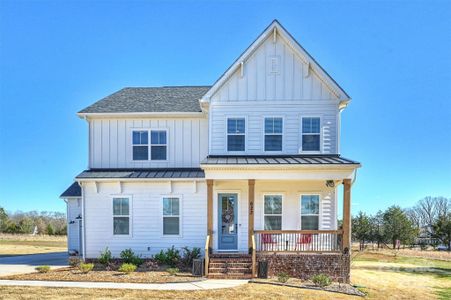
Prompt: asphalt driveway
<box><xmin>0</xmin><ymin>251</ymin><xmax>68</xmax><ymax>276</ymax></box>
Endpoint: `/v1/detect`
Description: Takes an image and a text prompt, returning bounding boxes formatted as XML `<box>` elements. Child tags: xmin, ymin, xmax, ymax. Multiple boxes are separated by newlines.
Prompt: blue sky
<box><xmin>0</xmin><ymin>0</ymin><xmax>450</xmax><ymax>215</ymax></box>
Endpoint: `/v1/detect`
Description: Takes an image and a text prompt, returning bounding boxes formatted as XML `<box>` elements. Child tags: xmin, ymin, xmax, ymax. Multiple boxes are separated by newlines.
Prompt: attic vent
<box><xmin>269</xmin><ymin>56</ymin><xmax>280</xmax><ymax>74</ymax></box>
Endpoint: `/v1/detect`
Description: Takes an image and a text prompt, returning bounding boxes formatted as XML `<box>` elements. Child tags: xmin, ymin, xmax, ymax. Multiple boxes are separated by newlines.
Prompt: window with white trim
<box><xmin>302</xmin><ymin>117</ymin><xmax>320</xmax><ymax>151</ymax></box>
<box><xmin>132</xmin><ymin>131</ymin><xmax>148</xmax><ymax>160</ymax></box>
<box><xmin>163</xmin><ymin>197</ymin><xmax>180</xmax><ymax>235</ymax></box>
<box><xmin>113</xmin><ymin>198</ymin><xmax>130</xmax><ymax>235</ymax></box>
<box><xmin>227</xmin><ymin>118</ymin><xmax>245</xmax><ymax>151</ymax></box>
<box><xmin>300</xmin><ymin>195</ymin><xmax>319</xmax><ymax>230</ymax></box>
<box><xmin>264</xmin><ymin>117</ymin><xmax>283</xmax><ymax>151</ymax></box>
<box><xmin>151</xmin><ymin>130</ymin><xmax>167</xmax><ymax>160</ymax></box>
<box><xmin>264</xmin><ymin>195</ymin><xmax>282</xmax><ymax>230</ymax></box>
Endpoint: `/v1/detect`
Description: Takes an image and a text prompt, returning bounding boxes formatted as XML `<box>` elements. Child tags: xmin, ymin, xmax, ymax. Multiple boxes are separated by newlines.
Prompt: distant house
<box><xmin>60</xmin><ymin>20</ymin><xmax>360</xmax><ymax>282</ymax></box>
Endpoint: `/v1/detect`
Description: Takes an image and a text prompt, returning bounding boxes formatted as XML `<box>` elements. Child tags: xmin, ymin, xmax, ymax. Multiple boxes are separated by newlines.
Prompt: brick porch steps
<box><xmin>207</xmin><ymin>253</ymin><xmax>253</xmax><ymax>279</ymax></box>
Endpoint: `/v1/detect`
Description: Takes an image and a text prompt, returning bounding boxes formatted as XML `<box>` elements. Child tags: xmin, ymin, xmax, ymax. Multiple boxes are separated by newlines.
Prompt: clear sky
<box><xmin>0</xmin><ymin>0</ymin><xmax>450</xmax><ymax>215</ymax></box>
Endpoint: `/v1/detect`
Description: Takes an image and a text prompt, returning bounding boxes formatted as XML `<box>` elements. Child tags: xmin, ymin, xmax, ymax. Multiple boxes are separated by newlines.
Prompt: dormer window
<box><xmin>227</xmin><ymin>118</ymin><xmax>245</xmax><ymax>152</ymax></box>
<box><xmin>301</xmin><ymin>117</ymin><xmax>321</xmax><ymax>152</ymax></box>
<box><xmin>264</xmin><ymin>117</ymin><xmax>283</xmax><ymax>151</ymax></box>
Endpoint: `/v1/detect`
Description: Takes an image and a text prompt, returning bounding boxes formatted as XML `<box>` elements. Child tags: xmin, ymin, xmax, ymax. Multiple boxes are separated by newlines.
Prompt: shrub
<box><xmin>78</xmin><ymin>262</ymin><xmax>94</xmax><ymax>274</ymax></box>
<box><xmin>120</xmin><ymin>248</ymin><xmax>143</xmax><ymax>266</ymax></box>
<box><xmin>311</xmin><ymin>274</ymin><xmax>332</xmax><ymax>287</ymax></box>
<box><xmin>99</xmin><ymin>247</ymin><xmax>112</xmax><ymax>265</ymax></box>
<box><xmin>145</xmin><ymin>259</ymin><xmax>159</xmax><ymax>271</ymax></box>
<box><xmin>180</xmin><ymin>247</ymin><xmax>201</xmax><ymax>269</ymax></box>
<box><xmin>118</xmin><ymin>263</ymin><xmax>137</xmax><ymax>274</ymax></box>
<box><xmin>153</xmin><ymin>246</ymin><xmax>181</xmax><ymax>267</ymax></box>
<box><xmin>166</xmin><ymin>267</ymin><xmax>179</xmax><ymax>276</ymax></box>
<box><xmin>35</xmin><ymin>265</ymin><xmax>50</xmax><ymax>273</ymax></box>
<box><xmin>277</xmin><ymin>272</ymin><xmax>289</xmax><ymax>283</ymax></box>
<box><xmin>68</xmin><ymin>257</ymin><xmax>81</xmax><ymax>267</ymax></box>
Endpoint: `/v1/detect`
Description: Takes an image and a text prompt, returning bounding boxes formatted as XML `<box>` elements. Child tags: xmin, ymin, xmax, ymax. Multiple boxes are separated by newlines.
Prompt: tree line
<box><xmin>0</xmin><ymin>207</ymin><xmax>66</xmax><ymax>235</ymax></box>
<box><xmin>352</xmin><ymin>196</ymin><xmax>450</xmax><ymax>250</ymax></box>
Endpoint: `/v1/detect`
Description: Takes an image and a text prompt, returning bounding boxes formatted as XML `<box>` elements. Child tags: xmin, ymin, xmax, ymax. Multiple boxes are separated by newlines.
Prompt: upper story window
<box><xmin>132</xmin><ymin>130</ymin><xmax>167</xmax><ymax>161</ymax></box>
<box><xmin>151</xmin><ymin>130</ymin><xmax>167</xmax><ymax>160</ymax></box>
<box><xmin>302</xmin><ymin>117</ymin><xmax>320</xmax><ymax>152</ymax></box>
<box><xmin>227</xmin><ymin>118</ymin><xmax>245</xmax><ymax>152</ymax></box>
<box><xmin>300</xmin><ymin>195</ymin><xmax>319</xmax><ymax>230</ymax></box>
<box><xmin>113</xmin><ymin>197</ymin><xmax>130</xmax><ymax>235</ymax></box>
<box><xmin>163</xmin><ymin>197</ymin><xmax>180</xmax><ymax>235</ymax></box>
<box><xmin>264</xmin><ymin>117</ymin><xmax>283</xmax><ymax>151</ymax></box>
<box><xmin>264</xmin><ymin>195</ymin><xmax>282</xmax><ymax>230</ymax></box>
<box><xmin>132</xmin><ymin>131</ymin><xmax>148</xmax><ymax>160</ymax></box>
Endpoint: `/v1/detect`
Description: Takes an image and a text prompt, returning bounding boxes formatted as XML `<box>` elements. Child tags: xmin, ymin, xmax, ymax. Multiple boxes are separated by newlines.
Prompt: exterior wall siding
<box><xmin>82</xmin><ymin>181</ymin><xmax>207</xmax><ymax>258</ymax></box>
<box><xmin>89</xmin><ymin>117</ymin><xmax>208</xmax><ymax>169</ymax></box>
<box><xmin>66</xmin><ymin>198</ymin><xmax>81</xmax><ymax>253</ymax></box>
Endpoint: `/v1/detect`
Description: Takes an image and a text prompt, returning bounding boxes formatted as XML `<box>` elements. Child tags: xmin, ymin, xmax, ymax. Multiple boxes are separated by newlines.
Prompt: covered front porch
<box><xmin>201</xmin><ymin>155</ymin><xmax>359</xmax><ymax>279</ymax></box>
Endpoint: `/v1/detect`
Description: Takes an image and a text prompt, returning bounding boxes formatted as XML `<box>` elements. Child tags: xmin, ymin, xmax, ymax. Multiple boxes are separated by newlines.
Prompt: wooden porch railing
<box><xmin>254</xmin><ymin>230</ymin><xmax>343</xmax><ymax>253</ymax></box>
<box><xmin>204</xmin><ymin>235</ymin><xmax>210</xmax><ymax>276</ymax></box>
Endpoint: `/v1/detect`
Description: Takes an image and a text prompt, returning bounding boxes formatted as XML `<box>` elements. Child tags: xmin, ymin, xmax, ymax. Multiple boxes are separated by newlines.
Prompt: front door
<box><xmin>218</xmin><ymin>193</ymin><xmax>238</xmax><ymax>250</ymax></box>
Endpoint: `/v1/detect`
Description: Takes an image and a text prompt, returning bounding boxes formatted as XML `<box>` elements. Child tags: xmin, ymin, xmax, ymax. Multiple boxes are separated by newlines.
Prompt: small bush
<box><xmin>180</xmin><ymin>247</ymin><xmax>201</xmax><ymax>269</ymax></box>
<box><xmin>154</xmin><ymin>246</ymin><xmax>181</xmax><ymax>267</ymax></box>
<box><xmin>120</xmin><ymin>248</ymin><xmax>143</xmax><ymax>266</ymax></box>
<box><xmin>35</xmin><ymin>265</ymin><xmax>50</xmax><ymax>273</ymax></box>
<box><xmin>277</xmin><ymin>272</ymin><xmax>289</xmax><ymax>283</ymax></box>
<box><xmin>68</xmin><ymin>257</ymin><xmax>81</xmax><ymax>267</ymax></box>
<box><xmin>145</xmin><ymin>259</ymin><xmax>159</xmax><ymax>271</ymax></box>
<box><xmin>312</xmin><ymin>274</ymin><xmax>332</xmax><ymax>287</ymax></box>
<box><xmin>166</xmin><ymin>267</ymin><xmax>179</xmax><ymax>276</ymax></box>
<box><xmin>78</xmin><ymin>262</ymin><xmax>94</xmax><ymax>274</ymax></box>
<box><xmin>99</xmin><ymin>247</ymin><xmax>112</xmax><ymax>265</ymax></box>
<box><xmin>118</xmin><ymin>263</ymin><xmax>137</xmax><ymax>274</ymax></box>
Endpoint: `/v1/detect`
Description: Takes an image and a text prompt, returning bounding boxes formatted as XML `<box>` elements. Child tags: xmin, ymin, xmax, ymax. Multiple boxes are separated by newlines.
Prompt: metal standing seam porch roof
<box><xmin>76</xmin><ymin>168</ymin><xmax>205</xmax><ymax>179</ymax></box>
<box><xmin>201</xmin><ymin>155</ymin><xmax>360</xmax><ymax>165</ymax></box>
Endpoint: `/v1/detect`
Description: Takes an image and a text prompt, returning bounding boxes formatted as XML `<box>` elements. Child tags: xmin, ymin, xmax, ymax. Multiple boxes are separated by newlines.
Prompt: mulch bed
<box><xmin>0</xmin><ymin>265</ymin><xmax>203</xmax><ymax>284</ymax></box>
<box><xmin>250</xmin><ymin>278</ymin><xmax>366</xmax><ymax>297</ymax></box>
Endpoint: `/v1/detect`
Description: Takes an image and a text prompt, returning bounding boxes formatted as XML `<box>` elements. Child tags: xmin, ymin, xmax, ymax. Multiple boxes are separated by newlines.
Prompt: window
<box><xmin>227</xmin><ymin>118</ymin><xmax>245</xmax><ymax>151</ymax></box>
<box><xmin>302</xmin><ymin>117</ymin><xmax>320</xmax><ymax>151</ymax></box>
<box><xmin>132</xmin><ymin>131</ymin><xmax>148</xmax><ymax>160</ymax></box>
<box><xmin>113</xmin><ymin>198</ymin><xmax>130</xmax><ymax>235</ymax></box>
<box><xmin>264</xmin><ymin>195</ymin><xmax>282</xmax><ymax>230</ymax></box>
<box><xmin>151</xmin><ymin>130</ymin><xmax>167</xmax><ymax>160</ymax></box>
<box><xmin>163</xmin><ymin>197</ymin><xmax>180</xmax><ymax>235</ymax></box>
<box><xmin>300</xmin><ymin>195</ymin><xmax>319</xmax><ymax>230</ymax></box>
<box><xmin>265</xmin><ymin>117</ymin><xmax>283</xmax><ymax>151</ymax></box>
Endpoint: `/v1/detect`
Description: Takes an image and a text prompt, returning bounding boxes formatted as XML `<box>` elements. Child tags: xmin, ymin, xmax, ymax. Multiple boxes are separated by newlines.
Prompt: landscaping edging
<box><xmin>249</xmin><ymin>279</ymin><xmax>366</xmax><ymax>297</ymax></box>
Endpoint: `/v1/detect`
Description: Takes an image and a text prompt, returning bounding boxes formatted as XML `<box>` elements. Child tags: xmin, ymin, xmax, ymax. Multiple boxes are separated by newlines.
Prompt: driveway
<box><xmin>0</xmin><ymin>252</ymin><xmax>68</xmax><ymax>276</ymax></box>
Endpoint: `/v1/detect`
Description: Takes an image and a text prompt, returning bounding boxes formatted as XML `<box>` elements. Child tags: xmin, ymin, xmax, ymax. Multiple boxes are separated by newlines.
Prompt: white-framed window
<box><xmin>163</xmin><ymin>197</ymin><xmax>180</xmax><ymax>235</ymax></box>
<box><xmin>263</xmin><ymin>195</ymin><xmax>282</xmax><ymax>230</ymax></box>
<box><xmin>300</xmin><ymin>195</ymin><xmax>320</xmax><ymax>230</ymax></box>
<box><xmin>264</xmin><ymin>117</ymin><xmax>283</xmax><ymax>151</ymax></box>
<box><xmin>132</xmin><ymin>129</ymin><xmax>168</xmax><ymax>161</ymax></box>
<box><xmin>132</xmin><ymin>130</ymin><xmax>149</xmax><ymax>160</ymax></box>
<box><xmin>227</xmin><ymin>118</ymin><xmax>245</xmax><ymax>152</ymax></box>
<box><xmin>301</xmin><ymin>117</ymin><xmax>321</xmax><ymax>152</ymax></box>
<box><xmin>113</xmin><ymin>197</ymin><xmax>130</xmax><ymax>235</ymax></box>
<box><xmin>150</xmin><ymin>130</ymin><xmax>167</xmax><ymax>160</ymax></box>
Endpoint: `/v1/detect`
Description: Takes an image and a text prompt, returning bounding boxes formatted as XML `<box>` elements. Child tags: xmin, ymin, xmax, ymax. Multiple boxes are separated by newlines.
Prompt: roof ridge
<box><xmin>122</xmin><ymin>86</ymin><xmax>211</xmax><ymax>89</ymax></box>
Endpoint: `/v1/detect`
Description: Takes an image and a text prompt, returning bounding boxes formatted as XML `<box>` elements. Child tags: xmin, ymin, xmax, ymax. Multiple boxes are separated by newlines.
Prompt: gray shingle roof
<box><xmin>201</xmin><ymin>155</ymin><xmax>360</xmax><ymax>165</ymax></box>
<box><xmin>76</xmin><ymin>168</ymin><xmax>205</xmax><ymax>179</ymax></box>
<box><xmin>60</xmin><ymin>182</ymin><xmax>81</xmax><ymax>198</ymax></box>
<box><xmin>79</xmin><ymin>86</ymin><xmax>211</xmax><ymax>114</ymax></box>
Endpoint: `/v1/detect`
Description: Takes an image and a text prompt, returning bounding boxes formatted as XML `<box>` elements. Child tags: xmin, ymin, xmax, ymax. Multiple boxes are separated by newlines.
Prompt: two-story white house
<box><xmin>61</xmin><ymin>20</ymin><xmax>360</xmax><ymax>282</ymax></box>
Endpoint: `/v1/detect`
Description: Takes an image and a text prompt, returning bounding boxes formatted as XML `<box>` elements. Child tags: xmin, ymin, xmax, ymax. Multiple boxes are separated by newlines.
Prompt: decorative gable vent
<box><xmin>269</xmin><ymin>56</ymin><xmax>280</xmax><ymax>74</ymax></box>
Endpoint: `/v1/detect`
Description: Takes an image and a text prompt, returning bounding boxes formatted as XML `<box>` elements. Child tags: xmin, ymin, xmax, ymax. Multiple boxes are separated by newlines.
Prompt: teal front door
<box><xmin>218</xmin><ymin>193</ymin><xmax>238</xmax><ymax>250</ymax></box>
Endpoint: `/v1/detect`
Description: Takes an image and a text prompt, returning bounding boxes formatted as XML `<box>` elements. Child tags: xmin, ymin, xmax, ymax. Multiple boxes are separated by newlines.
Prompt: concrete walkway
<box><xmin>0</xmin><ymin>252</ymin><xmax>68</xmax><ymax>276</ymax></box>
<box><xmin>0</xmin><ymin>279</ymin><xmax>249</xmax><ymax>290</ymax></box>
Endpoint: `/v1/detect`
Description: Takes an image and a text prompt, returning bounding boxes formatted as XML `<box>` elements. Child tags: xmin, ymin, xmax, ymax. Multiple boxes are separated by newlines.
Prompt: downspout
<box><xmin>79</xmin><ymin>181</ymin><xmax>86</xmax><ymax>260</ymax></box>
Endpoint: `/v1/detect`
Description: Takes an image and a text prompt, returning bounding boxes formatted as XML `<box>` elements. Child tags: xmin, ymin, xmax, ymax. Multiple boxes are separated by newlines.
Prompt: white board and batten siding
<box><xmin>83</xmin><ymin>181</ymin><xmax>207</xmax><ymax>258</ymax></box>
<box><xmin>66</xmin><ymin>198</ymin><xmax>81</xmax><ymax>253</ymax></box>
<box><xmin>89</xmin><ymin>117</ymin><xmax>208</xmax><ymax>169</ymax></box>
<box><xmin>209</xmin><ymin>32</ymin><xmax>340</xmax><ymax>155</ymax></box>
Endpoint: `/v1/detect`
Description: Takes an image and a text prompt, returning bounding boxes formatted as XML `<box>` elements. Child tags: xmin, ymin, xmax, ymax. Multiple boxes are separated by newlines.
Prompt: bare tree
<box><xmin>415</xmin><ymin>196</ymin><xmax>438</xmax><ymax>227</ymax></box>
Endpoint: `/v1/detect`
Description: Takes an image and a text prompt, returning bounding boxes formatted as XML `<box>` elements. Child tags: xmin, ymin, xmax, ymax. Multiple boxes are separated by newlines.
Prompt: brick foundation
<box><xmin>257</xmin><ymin>253</ymin><xmax>350</xmax><ymax>283</ymax></box>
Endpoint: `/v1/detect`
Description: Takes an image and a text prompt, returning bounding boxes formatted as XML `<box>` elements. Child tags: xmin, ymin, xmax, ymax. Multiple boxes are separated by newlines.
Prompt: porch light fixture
<box><xmin>75</xmin><ymin>215</ymin><xmax>82</xmax><ymax>220</ymax></box>
<box><xmin>325</xmin><ymin>180</ymin><xmax>335</xmax><ymax>188</ymax></box>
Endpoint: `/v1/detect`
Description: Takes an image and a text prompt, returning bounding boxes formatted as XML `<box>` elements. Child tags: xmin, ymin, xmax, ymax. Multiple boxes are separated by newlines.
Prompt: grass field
<box><xmin>0</xmin><ymin>234</ymin><xmax>67</xmax><ymax>256</ymax></box>
<box><xmin>0</xmin><ymin>235</ymin><xmax>449</xmax><ymax>299</ymax></box>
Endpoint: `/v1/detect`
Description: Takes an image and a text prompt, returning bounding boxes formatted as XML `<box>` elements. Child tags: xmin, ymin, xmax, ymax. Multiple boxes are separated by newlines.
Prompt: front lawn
<box><xmin>0</xmin><ymin>234</ymin><xmax>66</xmax><ymax>256</ymax></box>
